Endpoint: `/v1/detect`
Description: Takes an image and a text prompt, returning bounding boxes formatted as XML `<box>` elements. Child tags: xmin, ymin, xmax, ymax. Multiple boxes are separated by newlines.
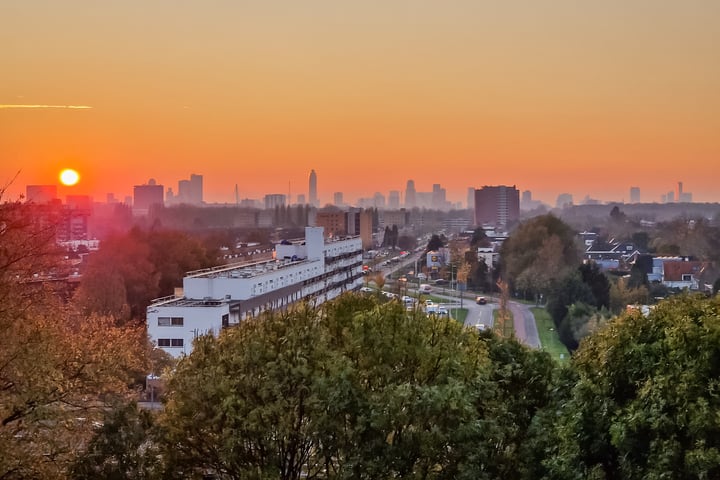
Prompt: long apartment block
<box><xmin>147</xmin><ymin>227</ymin><xmax>363</xmax><ymax>357</ymax></box>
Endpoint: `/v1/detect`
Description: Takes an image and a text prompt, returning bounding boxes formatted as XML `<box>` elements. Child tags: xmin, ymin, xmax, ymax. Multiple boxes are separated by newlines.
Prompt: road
<box><xmin>508</xmin><ymin>301</ymin><xmax>541</xmax><ymax>348</ymax></box>
<box><xmin>371</xmin><ymin>251</ymin><xmax>541</xmax><ymax>348</ymax></box>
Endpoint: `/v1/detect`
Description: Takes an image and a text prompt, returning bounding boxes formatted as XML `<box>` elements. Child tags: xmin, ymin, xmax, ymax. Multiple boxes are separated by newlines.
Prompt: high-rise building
<box><xmin>333</xmin><ymin>192</ymin><xmax>344</xmax><ymax>206</ymax></box>
<box><xmin>431</xmin><ymin>184</ymin><xmax>446</xmax><ymax>208</ymax></box>
<box><xmin>467</xmin><ymin>187</ymin><xmax>476</xmax><ymax>210</ymax></box>
<box><xmin>133</xmin><ymin>179</ymin><xmax>164</xmax><ymax>215</ymax></box>
<box><xmin>189</xmin><ymin>174</ymin><xmax>203</xmax><ymax>205</ymax></box>
<box><xmin>629</xmin><ymin>187</ymin><xmax>641</xmax><ymax>203</ymax></box>
<box><xmin>264</xmin><ymin>194</ymin><xmax>287</xmax><ymax>210</ymax></box>
<box><xmin>405</xmin><ymin>180</ymin><xmax>416</xmax><ymax>208</ymax></box>
<box><xmin>315</xmin><ymin>210</ymin><xmax>348</xmax><ymax>237</ymax></box>
<box><xmin>388</xmin><ymin>190</ymin><xmax>400</xmax><ymax>209</ymax></box>
<box><xmin>677</xmin><ymin>181</ymin><xmax>693</xmax><ymax>202</ymax></box>
<box><xmin>296</xmin><ymin>194</ymin><xmax>306</xmax><ymax>205</ymax></box>
<box><xmin>174</xmin><ymin>174</ymin><xmax>203</xmax><ymax>205</ymax></box>
<box><xmin>373</xmin><ymin>192</ymin><xmax>386</xmax><ymax>209</ymax></box>
<box><xmin>25</xmin><ymin>185</ymin><xmax>57</xmax><ymax>204</ymax></box>
<box><xmin>556</xmin><ymin>193</ymin><xmax>574</xmax><ymax>208</ymax></box>
<box><xmin>309</xmin><ymin>169</ymin><xmax>318</xmax><ymax>207</ymax></box>
<box><xmin>474</xmin><ymin>185</ymin><xmax>520</xmax><ymax>229</ymax></box>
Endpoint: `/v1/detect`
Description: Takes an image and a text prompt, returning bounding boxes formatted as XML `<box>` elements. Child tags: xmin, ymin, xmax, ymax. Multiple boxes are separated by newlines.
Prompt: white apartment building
<box><xmin>147</xmin><ymin>227</ymin><xmax>363</xmax><ymax>357</ymax></box>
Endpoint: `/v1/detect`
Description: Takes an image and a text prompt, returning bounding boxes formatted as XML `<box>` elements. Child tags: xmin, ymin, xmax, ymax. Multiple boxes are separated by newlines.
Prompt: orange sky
<box><xmin>2</xmin><ymin>1</ymin><xmax>719</xmax><ymax>206</ymax></box>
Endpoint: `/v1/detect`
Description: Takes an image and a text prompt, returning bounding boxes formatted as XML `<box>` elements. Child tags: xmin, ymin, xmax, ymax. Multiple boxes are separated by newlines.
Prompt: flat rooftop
<box><xmin>185</xmin><ymin>257</ymin><xmax>311</xmax><ymax>280</ymax></box>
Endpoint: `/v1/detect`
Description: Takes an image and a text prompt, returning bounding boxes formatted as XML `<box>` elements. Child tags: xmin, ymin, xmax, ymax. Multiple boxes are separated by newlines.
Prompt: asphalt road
<box><xmin>372</xmin><ymin>252</ymin><xmax>541</xmax><ymax>348</ymax></box>
<box><xmin>508</xmin><ymin>301</ymin><xmax>541</xmax><ymax>348</ymax></box>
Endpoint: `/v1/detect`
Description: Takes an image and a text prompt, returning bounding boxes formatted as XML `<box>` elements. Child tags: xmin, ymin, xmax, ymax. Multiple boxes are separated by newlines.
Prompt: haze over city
<box><xmin>3</xmin><ymin>1</ymin><xmax>719</xmax><ymax>204</ymax></box>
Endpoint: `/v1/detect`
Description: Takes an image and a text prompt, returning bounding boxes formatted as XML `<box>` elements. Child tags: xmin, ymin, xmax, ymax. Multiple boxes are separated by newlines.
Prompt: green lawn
<box><xmin>451</xmin><ymin>308</ymin><xmax>468</xmax><ymax>324</ymax></box>
<box><xmin>531</xmin><ymin>307</ymin><xmax>570</xmax><ymax>363</ymax></box>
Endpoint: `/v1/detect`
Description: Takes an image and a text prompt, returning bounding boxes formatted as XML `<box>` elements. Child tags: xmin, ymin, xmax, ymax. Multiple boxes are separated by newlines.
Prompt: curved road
<box><xmin>373</xmin><ymin>252</ymin><xmax>541</xmax><ymax>349</ymax></box>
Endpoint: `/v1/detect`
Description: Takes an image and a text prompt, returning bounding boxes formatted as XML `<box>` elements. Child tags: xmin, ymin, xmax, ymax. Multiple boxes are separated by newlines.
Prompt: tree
<box><xmin>427</xmin><ymin>234</ymin><xmax>445</xmax><ymax>252</ymax></box>
<box><xmin>500</xmin><ymin>214</ymin><xmax>579</xmax><ymax>298</ymax></box>
<box><xmin>0</xmin><ymin>196</ymin><xmax>150</xmax><ymax>478</ymax></box>
<box><xmin>578</xmin><ymin>263</ymin><xmax>610</xmax><ymax>310</ymax></box>
<box><xmin>158</xmin><ymin>295</ymin><xmax>557</xmax><ymax>479</ymax></box>
<box><xmin>74</xmin><ymin>229</ymin><xmax>217</xmax><ymax>323</ymax></box>
<box><xmin>470</xmin><ymin>227</ymin><xmax>490</xmax><ymax>248</ymax></box>
<box><xmin>545</xmin><ymin>272</ymin><xmax>595</xmax><ymax>330</ymax></box>
<box><xmin>70</xmin><ymin>402</ymin><xmax>159</xmax><ymax>480</ymax></box>
<box><xmin>542</xmin><ymin>295</ymin><xmax>720</xmax><ymax>479</ymax></box>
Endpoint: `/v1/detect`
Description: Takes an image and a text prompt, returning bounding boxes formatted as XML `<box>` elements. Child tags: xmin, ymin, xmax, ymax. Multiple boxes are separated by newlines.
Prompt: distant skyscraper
<box><xmin>467</xmin><ymin>187</ymin><xmax>476</xmax><ymax>210</ymax></box>
<box><xmin>264</xmin><ymin>194</ymin><xmax>287</xmax><ymax>210</ymax></box>
<box><xmin>431</xmin><ymin>184</ymin><xmax>446</xmax><ymax>208</ymax></box>
<box><xmin>297</xmin><ymin>194</ymin><xmax>306</xmax><ymax>205</ymax></box>
<box><xmin>133</xmin><ymin>179</ymin><xmax>164</xmax><ymax>215</ymax></box>
<box><xmin>556</xmin><ymin>193</ymin><xmax>573</xmax><ymax>208</ymax></box>
<box><xmin>173</xmin><ymin>174</ymin><xmax>203</xmax><ymax>205</ymax></box>
<box><xmin>189</xmin><ymin>174</ymin><xmax>203</xmax><ymax>205</ymax></box>
<box><xmin>629</xmin><ymin>186</ymin><xmax>641</xmax><ymax>203</ymax></box>
<box><xmin>388</xmin><ymin>190</ymin><xmax>400</xmax><ymax>209</ymax></box>
<box><xmin>405</xmin><ymin>180</ymin><xmax>416</xmax><ymax>208</ymax></box>
<box><xmin>333</xmin><ymin>192</ymin><xmax>344</xmax><ymax>206</ymax></box>
<box><xmin>474</xmin><ymin>185</ymin><xmax>520</xmax><ymax>228</ymax></box>
<box><xmin>677</xmin><ymin>181</ymin><xmax>692</xmax><ymax>202</ymax></box>
<box><xmin>25</xmin><ymin>185</ymin><xmax>57</xmax><ymax>204</ymax></box>
<box><xmin>522</xmin><ymin>190</ymin><xmax>532</xmax><ymax>204</ymax></box>
<box><xmin>373</xmin><ymin>192</ymin><xmax>386</xmax><ymax>209</ymax></box>
<box><xmin>309</xmin><ymin>169</ymin><xmax>318</xmax><ymax>207</ymax></box>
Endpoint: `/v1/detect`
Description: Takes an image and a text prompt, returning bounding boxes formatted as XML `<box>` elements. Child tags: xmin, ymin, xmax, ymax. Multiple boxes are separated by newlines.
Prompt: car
<box><xmin>382</xmin><ymin>291</ymin><xmax>397</xmax><ymax>299</ymax></box>
<box><xmin>360</xmin><ymin>287</ymin><xmax>374</xmax><ymax>293</ymax></box>
<box><xmin>417</xmin><ymin>273</ymin><xmax>427</xmax><ymax>280</ymax></box>
<box><xmin>434</xmin><ymin>279</ymin><xmax>449</xmax><ymax>286</ymax></box>
<box><xmin>473</xmin><ymin>323</ymin><xmax>488</xmax><ymax>332</ymax></box>
<box><xmin>401</xmin><ymin>295</ymin><xmax>415</xmax><ymax>304</ymax></box>
<box><xmin>476</xmin><ymin>296</ymin><xmax>487</xmax><ymax>305</ymax></box>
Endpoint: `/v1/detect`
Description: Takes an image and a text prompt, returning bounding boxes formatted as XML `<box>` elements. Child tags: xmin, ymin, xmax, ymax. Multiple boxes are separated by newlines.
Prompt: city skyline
<box><xmin>3</xmin><ymin>2</ymin><xmax>719</xmax><ymax>204</ymax></box>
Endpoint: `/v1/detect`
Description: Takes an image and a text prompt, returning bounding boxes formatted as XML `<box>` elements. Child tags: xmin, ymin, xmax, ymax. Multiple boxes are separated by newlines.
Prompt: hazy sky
<box><xmin>2</xmin><ymin>1</ymin><xmax>719</xmax><ymax>205</ymax></box>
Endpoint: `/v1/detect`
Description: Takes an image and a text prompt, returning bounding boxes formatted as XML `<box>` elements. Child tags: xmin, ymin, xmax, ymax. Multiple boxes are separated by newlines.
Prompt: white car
<box><xmin>360</xmin><ymin>287</ymin><xmax>374</xmax><ymax>293</ymax></box>
<box><xmin>473</xmin><ymin>323</ymin><xmax>488</xmax><ymax>332</ymax></box>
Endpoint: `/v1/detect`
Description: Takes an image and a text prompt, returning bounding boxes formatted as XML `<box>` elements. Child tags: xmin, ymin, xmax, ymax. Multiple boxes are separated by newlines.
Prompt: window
<box><xmin>682</xmin><ymin>274</ymin><xmax>692</xmax><ymax>282</ymax></box>
<box><xmin>158</xmin><ymin>317</ymin><xmax>183</xmax><ymax>326</ymax></box>
<box><xmin>158</xmin><ymin>338</ymin><xmax>184</xmax><ymax>348</ymax></box>
<box><xmin>171</xmin><ymin>338</ymin><xmax>184</xmax><ymax>347</ymax></box>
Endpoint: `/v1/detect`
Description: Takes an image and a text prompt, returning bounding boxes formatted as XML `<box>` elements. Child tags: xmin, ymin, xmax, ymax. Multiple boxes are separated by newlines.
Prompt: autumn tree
<box><xmin>500</xmin><ymin>214</ymin><xmax>580</xmax><ymax>299</ymax></box>
<box><xmin>74</xmin><ymin>228</ymin><xmax>217</xmax><ymax>323</ymax></box>
<box><xmin>0</xmin><ymin>196</ymin><xmax>149</xmax><ymax>479</ymax></box>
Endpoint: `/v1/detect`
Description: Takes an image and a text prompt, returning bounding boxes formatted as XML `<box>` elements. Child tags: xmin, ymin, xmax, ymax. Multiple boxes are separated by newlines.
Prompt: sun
<box><xmin>59</xmin><ymin>168</ymin><xmax>80</xmax><ymax>186</ymax></box>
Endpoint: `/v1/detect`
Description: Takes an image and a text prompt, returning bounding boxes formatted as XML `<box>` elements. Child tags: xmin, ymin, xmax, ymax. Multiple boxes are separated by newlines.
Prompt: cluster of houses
<box><xmin>579</xmin><ymin>231</ymin><xmax>717</xmax><ymax>292</ymax></box>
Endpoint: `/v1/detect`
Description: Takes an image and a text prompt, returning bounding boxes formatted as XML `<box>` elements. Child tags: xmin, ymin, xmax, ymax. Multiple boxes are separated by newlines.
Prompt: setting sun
<box><xmin>59</xmin><ymin>168</ymin><xmax>80</xmax><ymax>186</ymax></box>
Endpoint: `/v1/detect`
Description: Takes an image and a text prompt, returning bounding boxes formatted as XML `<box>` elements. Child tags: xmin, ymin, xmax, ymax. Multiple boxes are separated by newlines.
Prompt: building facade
<box><xmin>133</xmin><ymin>180</ymin><xmax>164</xmax><ymax>215</ymax></box>
<box><xmin>147</xmin><ymin>227</ymin><xmax>363</xmax><ymax>357</ymax></box>
<box><xmin>474</xmin><ymin>185</ymin><xmax>520</xmax><ymax>229</ymax></box>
